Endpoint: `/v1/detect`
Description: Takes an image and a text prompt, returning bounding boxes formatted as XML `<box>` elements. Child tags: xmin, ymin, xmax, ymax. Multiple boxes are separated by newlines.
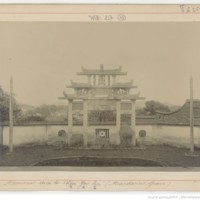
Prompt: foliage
<box><xmin>144</xmin><ymin>100</ymin><xmax>170</xmax><ymax>115</ymax></box>
<box><xmin>0</xmin><ymin>86</ymin><xmax>21</xmax><ymax>122</ymax></box>
<box><xmin>34</xmin><ymin>104</ymin><xmax>66</xmax><ymax>118</ymax></box>
<box><xmin>70</xmin><ymin>134</ymin><xmax>84</xmax><ymax>147</ymax></box>
<box><xmin>21</xmin><ymin>104</ymin><xmax>67</xmax><ymax>122</ymax></box>
<box><xmin>19</xmin><ymin>115</ymin><xmax>45</xmax><ymax>123</ymax></box>
<box><xmin>137</xmin><ymin>100</ymin><xmax>171</xmax><ymax>116</ymax></box>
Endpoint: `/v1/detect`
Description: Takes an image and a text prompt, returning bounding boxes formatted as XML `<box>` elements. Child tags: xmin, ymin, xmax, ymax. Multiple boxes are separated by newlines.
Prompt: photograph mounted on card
<box><xmin>0</xmin><ymin>4</ymin><xmax>200</xmax><ymax>191</ymax></box>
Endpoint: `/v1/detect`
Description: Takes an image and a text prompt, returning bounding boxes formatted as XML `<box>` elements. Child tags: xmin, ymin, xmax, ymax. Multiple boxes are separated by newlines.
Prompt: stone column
<box><xmin>116</xmin><ymin>100</ymin><xmax>121</xmax><ymax>145</ymax></box>
<box><xmin>113</xmin><ymin>75</ymin><xmax>116</xmax><ymax>84</ymax></box>
<box><xmin>88</xmin><ymin>75</ymin><xmax>92</xmax><ymax>85</ymax></box>
<box><xmin>108</xmin><ymin>75</ymin><xmax>110</xmax><ymax>86</ymax></box>
<box><xmin>83</xmin><ymin>99</ymin><xmax>88</xmax><ymax>148</ymax></box>
<box><xmin>68</xmin><ymin>99</ymin><xmax>73</xmax><ymax>146</ymax></box>
<box><xmin>102</xmin><ymin>75</ymin><xmax>105</xmax><ymax>85</ymax></box>
<box><xmin>93</xmin><ymin>75</ymin><xmax>96</xmax><ymax>86</ymax></box>
<box><xmin>131</xmin><ymin>100</ymin><xmax>136</xmax><ymax>146</ymax></box>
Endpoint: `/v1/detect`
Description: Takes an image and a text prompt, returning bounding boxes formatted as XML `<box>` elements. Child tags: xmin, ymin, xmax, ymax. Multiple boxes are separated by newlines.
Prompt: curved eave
<box><xmin>156</xmin><ymin>108</ymin><xmax>182</xmax><ymax>116</ymax></box>
<box><xmin>112</xmin><ymin>80</ymin><xmax>135</xmax><ymax>88</ymax></box>
<box><xmin>66</xmin><ymin>80</ymin><xmax>92</xmax><ymax>88</ymax></box>
<box><xmin>113</xmin><ymin>92</ymin><xmax>145</xmax><ymax>101</ymax></box>
<box><xmin>155</xmin><ymin>100</ymin><xmax>190</xmax><ymax>116</ymax></box>
<box><xmin>59</xmin><ymin>94</ymin><xmax>145</xmax><ymax>101</ymax></box>
<box><xmin>66</xmin><ymin>85</ymin><xmax>137</xmax><ymax>89</ymax></box>
<box><xmin>66</xmin><ymin>85</ymin><xmax>92</xmax><ymax>89</ymax></box>
<box><xmin>77</xmin><ymin>72</ymin><xmax>127</xmax><ymax>76</ymax></box>
<box><xmin>82</xmin><ymin>65</ymin><xmax>121</xmax><ymax>71</ymax></box>
<box><xmin>111</xmin><ymin>85</ymin><xmax>138</xmax><ymax>89</ymax></box>
<box><xmin>59</xmin><ymin>96</ymin><xmax>145</xmax><ymax>101</ymax></box>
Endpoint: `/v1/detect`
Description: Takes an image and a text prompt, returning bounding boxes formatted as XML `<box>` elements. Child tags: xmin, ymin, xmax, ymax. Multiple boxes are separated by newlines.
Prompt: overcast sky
<box><xmin>0</xmin><ymin>22</ymin><xmax>200</xmax><ymax>106</ymax></box>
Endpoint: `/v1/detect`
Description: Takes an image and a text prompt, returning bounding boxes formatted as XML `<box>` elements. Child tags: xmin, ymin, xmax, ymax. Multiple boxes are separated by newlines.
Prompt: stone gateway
<box><xmin>59</xmin><ymin>65</ymin><xmax>144</xmax><ymax>147</ymax></box>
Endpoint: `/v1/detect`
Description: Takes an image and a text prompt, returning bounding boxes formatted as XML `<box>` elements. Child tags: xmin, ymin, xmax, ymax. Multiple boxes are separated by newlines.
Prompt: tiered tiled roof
<box><xmin>77</xmin><ymin>65</ymin><xmax>127</xmax><ymax>75</ymax></box>
<box><xmin>66</xmin><ymin>80</ymin><xmax>91</xmax><ymax>88</ymax></box>
<box><xmin>60</xmin><ymin>66</ymin><xmax>144</xmax><ymax>101</ymax></box>
<box><xmin>67</xmin><ymin>80</ymin><xmax>136</xmax><ymax>89</ymax></box>
<box><xmin>112</xmin><ymin>80</ymin><xmax>137</xmax><ymax>88</ymax></box>
<box><xmin>113</xmin><ymin>92</ymin><xmax>143</xmax><ymax>100</ymax></box>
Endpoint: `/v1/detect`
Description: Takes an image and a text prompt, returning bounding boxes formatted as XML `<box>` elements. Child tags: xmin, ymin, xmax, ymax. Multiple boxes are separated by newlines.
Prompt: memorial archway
<box><xmin>59</xmin><ymin>65</ymin><xmax>144</xmax><ymax>147</ymax></box>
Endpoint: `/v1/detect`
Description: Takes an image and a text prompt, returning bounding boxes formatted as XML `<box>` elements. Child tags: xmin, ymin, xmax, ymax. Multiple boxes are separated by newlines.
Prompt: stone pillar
<box><xmin>113</xmin><ymin>75</ymin><xmax>116</xmax><ymax>84</ymax></box>
<box><xmin>98</xmin><ymin>75</ymin><xmax>105</xmax><ymax>86</ymax></box>
<box><xmin>99</xmin><ymin>76</ymin><xmax>101</xmax><ymax>85</ymax></box>
<box><xmin>108</xmin><ymin>75</ymin><xmax>110</xmax><ymax>86</ymax></box>
<box><xmin>88</xmin><ymin>75</ymin><xmax>92</xmax><ymax>85</ymax></box>
<box><xmin>68</xmin><ymin>99</ymin><xmax>73</xmax><ymax>146</ymax></box>
<box><xmin>93</xmin><ymin>75</ymin><xmax>96</xmax><ymax>86</ymax></box>
<box><xmin>102</xmin><ymin>75</ymin><xmax>105</xmax><ymax>85</ymax></box>
<box><xmin>131</xmin><ymin>100</ymin><xmax>136</xmax><ymax>146</ymax></box>
<box><xmin>116</xmin><ymin>100</ymin><xmax>121</xmax><ymax>145</ymax></box>
<box><xmin>83</xmin><ymin>99</ymin><xmax>88</xmax><ymax>148</ymax></box>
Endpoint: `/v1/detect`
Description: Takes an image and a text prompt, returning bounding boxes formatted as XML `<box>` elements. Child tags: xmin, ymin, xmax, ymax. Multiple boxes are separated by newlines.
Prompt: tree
<box><xmin>21</xmin><ymin>104</ymin><xmax>67</xmax><ymax>122</ymax></box>
<box><xmin>0</xmin><ymin>86</ymin><xmax>21</xmax><ymax>122</ymax></box>
<box><xmin>144</xmin><ymin>100</ymin><xmax>170</xmax><ymax>115</ymax></box>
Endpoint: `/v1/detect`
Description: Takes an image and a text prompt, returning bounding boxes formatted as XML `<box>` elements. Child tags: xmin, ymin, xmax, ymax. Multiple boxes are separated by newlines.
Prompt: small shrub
<box><xmin>70</xmin><ymin>134</ymin><xmax>84</xmax><ymax>147</ymax></box>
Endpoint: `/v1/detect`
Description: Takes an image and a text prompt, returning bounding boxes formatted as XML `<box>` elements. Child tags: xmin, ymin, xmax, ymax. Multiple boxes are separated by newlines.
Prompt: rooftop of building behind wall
<box><xmin>156</xmin><ymin>99</ymin><xmax>200</xmax><ymax>126</ymax></box>
<box><xmin>77</xmin><ymin>65</ymin><xmax>127</xmax><ymax>76</ymax></box>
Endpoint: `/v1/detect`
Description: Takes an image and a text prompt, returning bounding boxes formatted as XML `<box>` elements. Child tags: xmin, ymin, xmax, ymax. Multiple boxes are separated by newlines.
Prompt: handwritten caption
<box><xmin>0</xmin><ymin>179</ymin><xmax>171</xmax><ymax>190</ymax></box>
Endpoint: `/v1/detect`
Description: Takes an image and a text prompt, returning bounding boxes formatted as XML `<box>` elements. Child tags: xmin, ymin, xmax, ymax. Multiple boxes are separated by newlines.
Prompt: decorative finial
<box><xmin>63</xmin><ymin>91</ymin><xmax>67</xmax><ymax>97</ymax></box>
<box><xmin>190</xmin><ymin>75</ymin><xmax>193</xmax><ymax>83</ymax></box>
<box><xmin>100</xmin><ymin>64</ymin><xmax>104</xmax><ymax>70</ymax></box>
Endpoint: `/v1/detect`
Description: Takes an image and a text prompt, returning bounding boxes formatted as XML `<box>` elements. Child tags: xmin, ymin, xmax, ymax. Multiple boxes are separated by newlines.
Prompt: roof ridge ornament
<box><xmin>81</xmin><ymin>66</ymin><xmax>85</xmax><ymax>71</ymax></box>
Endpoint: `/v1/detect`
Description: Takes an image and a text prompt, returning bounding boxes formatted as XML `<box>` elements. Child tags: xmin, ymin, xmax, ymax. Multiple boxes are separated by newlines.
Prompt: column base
<box><xmin>132</xmin><ymin>136</ymin><xmax>137</xmax><ymax>147</ymax></box>
<box><xmin>116</xmin><ymin>132</ymin><xmax>121</xmax><ymax>145</ymax></box>
<box><xmin>68</xmin><ymin>132</ymin><xmax>72</xmax><ymax>147</ymax></box>
<box><xmin>83</xmin><ymin>132</ymin><xmax>88</xmax><ymax>148</ymax></box>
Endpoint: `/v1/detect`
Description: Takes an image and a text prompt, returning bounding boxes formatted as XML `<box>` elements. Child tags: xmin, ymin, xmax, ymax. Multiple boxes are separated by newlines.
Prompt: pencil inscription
<box><xmin>88</xmin><ymin>14</ymin><xmax>126</xmax><ymax>21</ymax></box>
<box><xmin>180</xmin><ymin>5</ymin><xmax>200</xmax><ymax>13</ymax></box>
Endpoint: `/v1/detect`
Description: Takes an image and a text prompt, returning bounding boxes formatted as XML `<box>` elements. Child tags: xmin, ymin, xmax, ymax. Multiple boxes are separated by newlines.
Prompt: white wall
<box><xmin>2</xmin><ymin>125</ymin><xmax>119</xmax><ymax>146</ymax></box>
<box><xmin>2</xmin><ymin>125</ymin><xmax>67</xmax><ymax>146</ymax></box>
<box><xmin>2</xmin><ymin>124</ymin><xmax>200</xmax><ymax>148</ymax></box>
<box><xmin>136</xmin><ymin>125</ymin><xmax>200</xmax><ymax>148</ymax></box>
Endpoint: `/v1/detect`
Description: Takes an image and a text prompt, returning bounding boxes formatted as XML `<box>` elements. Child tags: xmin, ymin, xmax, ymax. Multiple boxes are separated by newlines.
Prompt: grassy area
<box><xmin>1</xmin><ymin>144</ymin><xmax>200</xmax><ymax>167</ymax></box>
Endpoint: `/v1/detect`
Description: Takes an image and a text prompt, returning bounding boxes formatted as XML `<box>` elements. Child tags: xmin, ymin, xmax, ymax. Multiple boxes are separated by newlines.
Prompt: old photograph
<box><xmin>1</xmin><ymin>20</ymin><xmax>200</xmax><ymax>168</ymax></box>
<box><xmin>1</xmin><ymin>5</ymin><xmax>200</xmax><ymax>191</ymax></box>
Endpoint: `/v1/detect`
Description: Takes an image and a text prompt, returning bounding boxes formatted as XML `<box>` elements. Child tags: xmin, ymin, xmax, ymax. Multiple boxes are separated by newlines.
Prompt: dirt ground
<box><xmin>1</xmin><ymin>144</ymin><xmax>200</xmax><ymax>167</ymax></box>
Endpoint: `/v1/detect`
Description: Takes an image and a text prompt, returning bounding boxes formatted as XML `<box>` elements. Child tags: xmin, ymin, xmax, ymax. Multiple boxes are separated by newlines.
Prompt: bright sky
<box><xmin>0</xmin><ymin>22</ymin><xmax>200</xmax><ymax>106</ymax></box>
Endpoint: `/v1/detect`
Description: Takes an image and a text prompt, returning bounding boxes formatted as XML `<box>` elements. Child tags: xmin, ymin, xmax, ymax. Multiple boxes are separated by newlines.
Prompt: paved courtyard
<box><xmin>1</xmin><ymin>144</ymin><xmax>200</xmax><ymax>167</ymax></box>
